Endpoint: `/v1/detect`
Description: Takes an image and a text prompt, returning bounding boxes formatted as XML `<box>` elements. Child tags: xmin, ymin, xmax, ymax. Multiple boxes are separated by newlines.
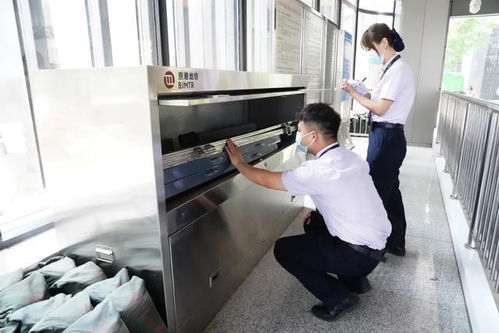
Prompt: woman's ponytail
<box><xmin>391</xmin><ymin>29</ymin><xmax>405</xmax><ymax>52</ymax></box>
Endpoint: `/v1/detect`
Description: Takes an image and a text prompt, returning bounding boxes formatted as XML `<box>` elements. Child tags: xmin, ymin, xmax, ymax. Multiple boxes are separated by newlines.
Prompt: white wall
<box><xmin>397</xmin><ymin>0</ymin><xmax>450</xmax><ymax>146</ymax></box>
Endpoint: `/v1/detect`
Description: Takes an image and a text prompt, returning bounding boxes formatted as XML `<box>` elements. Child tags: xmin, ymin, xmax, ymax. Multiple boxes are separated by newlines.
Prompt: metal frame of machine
<box><xmin>29</xmin><ymin>67</ymin><xmax>308</xmax><ymax>332</ymax></box>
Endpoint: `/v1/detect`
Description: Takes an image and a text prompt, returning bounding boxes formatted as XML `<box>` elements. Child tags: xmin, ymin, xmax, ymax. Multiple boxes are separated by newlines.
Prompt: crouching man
<box><xmin>225</xmin><ymin>103</ymin><xmax>390</xmax><ymax>321</ymax></box>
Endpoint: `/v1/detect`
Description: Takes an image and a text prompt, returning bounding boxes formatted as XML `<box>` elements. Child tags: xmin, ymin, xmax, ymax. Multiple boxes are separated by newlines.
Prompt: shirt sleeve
<box><xmin>281</xmin><ymin>163</ymin><xmax>320</xmax><ymax>196</ymax></box>
<box><xmin>379</xmin><ymin>67</ymin><xmax>405</xmax><ymax>101</ymax></box>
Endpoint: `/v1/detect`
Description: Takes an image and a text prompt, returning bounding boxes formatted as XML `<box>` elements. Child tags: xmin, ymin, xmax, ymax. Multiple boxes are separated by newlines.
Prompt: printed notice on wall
<box><xmin>303</xmin><ymin>11</ymin><xmax>324</xmax><ymax>89</ymax></box>
<box><xmin>275</xmin><ymin>0</ymin><xmax>303</xmax><ymax>74</ymax></box>
<box><xmin>342</xmin><ymin>32</ymin><xmax>353</xmax><ymax>102</ymax></box>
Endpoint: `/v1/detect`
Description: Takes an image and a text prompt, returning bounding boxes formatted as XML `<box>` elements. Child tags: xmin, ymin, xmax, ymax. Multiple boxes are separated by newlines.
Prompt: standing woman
<box><xmin>342</xmin><ymin>23</ymin><xmax>415</xmax><ymax>256</ymax></box>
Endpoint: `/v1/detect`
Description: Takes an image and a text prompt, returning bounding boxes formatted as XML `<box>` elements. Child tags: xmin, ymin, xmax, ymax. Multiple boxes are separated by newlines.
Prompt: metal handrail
<box><xmin>442</xmin><ymin>91</ymin><xmax>499</xmax><ymax>112</ymax></box>
<box><xmin>438</xmin><ymin>90</ymin><xmax>499</xmax><ymax>293</ymax></box>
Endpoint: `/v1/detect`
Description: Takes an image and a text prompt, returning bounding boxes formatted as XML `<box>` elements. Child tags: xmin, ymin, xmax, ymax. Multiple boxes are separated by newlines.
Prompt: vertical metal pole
<box><xmin>466</xmin><ymin>111</ymin><xmax>494</xmax><ymax>249</ymax></box>
<box><xmin>483</xmin><ymin>150</ymin><xmax>499</xmax><ymax>262</ymax></box>
<box><xmin>479</xmin><ymin>124</ymin><xmax>499</xmax><ymax>255</ymax></box>
<box><xmin>475</xmin><ymin>121</ymin><xmax>497</xmax><ymax>246</ymax></box>
<box><xmin>450</xmin><ymin>101</ymin><xmax>469</xmax><ymax>200</ymax></box>
<box><xmin>239</xmin><ymin>0</ymin><xmax>247</xmax><ymax>71</ymax></box>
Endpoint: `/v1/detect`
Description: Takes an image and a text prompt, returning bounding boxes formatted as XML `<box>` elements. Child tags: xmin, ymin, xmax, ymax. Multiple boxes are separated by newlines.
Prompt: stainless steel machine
<box><xmin>29</xmin><ymin>67</ymin><xmax>308</xmax><ymax>332</ymax></box>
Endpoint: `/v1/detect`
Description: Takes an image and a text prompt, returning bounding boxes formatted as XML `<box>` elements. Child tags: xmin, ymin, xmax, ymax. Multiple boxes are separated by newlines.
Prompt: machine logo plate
<box><xmin>164</xmin><ymin>71</ymin><xmax>175</xmax><ymax>88</ymax></box>
<box><xmin>163</xmin><ymin>70</ymin><xmax>199</xmax><ymax>90</ymax></box>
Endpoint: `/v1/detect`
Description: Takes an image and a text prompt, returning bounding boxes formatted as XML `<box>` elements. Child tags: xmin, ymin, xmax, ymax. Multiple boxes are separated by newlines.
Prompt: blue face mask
<box><xmin>368</xmin><ymin>49</ymin><xmax>383</xmax><ymax>65</ymax></box>
<box><xmin>295</xmin><ymin>131</ymin><xmax>314</xmax><ymax>154</ymax></box>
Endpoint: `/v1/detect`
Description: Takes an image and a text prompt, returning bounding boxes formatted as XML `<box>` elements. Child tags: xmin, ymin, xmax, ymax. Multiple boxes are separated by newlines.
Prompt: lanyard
<box><xmin>318</xmin><ymin>143</ymin><xmax>339</xmax><ymax>159</ymax></box>
<box><xmin>380</xmin><ymin>54</ymin><xmax>401</xmax><ymax>80</ymax></box>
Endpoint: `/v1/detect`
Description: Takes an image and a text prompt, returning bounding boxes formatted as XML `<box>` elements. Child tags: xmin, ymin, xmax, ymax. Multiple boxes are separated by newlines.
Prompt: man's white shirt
<box><xmin>282</xmin><ymin>144</ymin><xmax>391</xmax><ymax>250</ymax></box>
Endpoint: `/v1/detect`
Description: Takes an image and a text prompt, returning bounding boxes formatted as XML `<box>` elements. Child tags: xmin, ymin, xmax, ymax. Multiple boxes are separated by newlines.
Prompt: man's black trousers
<box><xmin>273</xmin><ymin>212</ymin><xmax>379</xmax><ymax>309</ymax></box>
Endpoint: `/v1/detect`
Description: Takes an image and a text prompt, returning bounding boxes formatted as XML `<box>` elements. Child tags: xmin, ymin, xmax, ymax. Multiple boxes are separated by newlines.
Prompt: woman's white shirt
<box><xmin>371</xmin><ymin>54</ymin><xmax>416</xmax><ymax>125</ymax></box>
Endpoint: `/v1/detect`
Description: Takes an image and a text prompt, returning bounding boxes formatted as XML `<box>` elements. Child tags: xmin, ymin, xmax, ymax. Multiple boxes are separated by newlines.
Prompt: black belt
<box><xmin>336</xmin><ymin>237</ymin><xmax>387</xmax><ymax>262</ymax></box>
<box><xmin>372</xmin><ymin>121</ymin><xmax>404</xmax><ymax>129</ymax></box>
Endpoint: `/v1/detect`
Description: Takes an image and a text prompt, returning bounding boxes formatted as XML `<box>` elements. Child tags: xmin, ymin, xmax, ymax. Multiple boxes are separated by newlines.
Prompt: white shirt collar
<box><xmin>315</xmin><ymin>142</ymin><xmax>339</xmax><ymax>159</ymax></box>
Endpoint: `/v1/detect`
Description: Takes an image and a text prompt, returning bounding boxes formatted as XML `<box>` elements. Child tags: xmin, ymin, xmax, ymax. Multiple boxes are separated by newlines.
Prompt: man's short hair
<box><xmin>297</xmin><ymin>103</ymin><xmax>341</xmax><ymax>140</ymax></box>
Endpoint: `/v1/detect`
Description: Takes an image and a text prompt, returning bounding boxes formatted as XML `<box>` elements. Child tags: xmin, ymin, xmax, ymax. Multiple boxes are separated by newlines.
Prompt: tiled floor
<box><xmin>205</xmin><ymin>138</ymin><xmax>471</xmax><ymax>333</ymax></box>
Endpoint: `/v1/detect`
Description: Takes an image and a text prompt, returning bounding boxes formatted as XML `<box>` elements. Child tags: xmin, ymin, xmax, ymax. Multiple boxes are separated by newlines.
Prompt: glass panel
<box><xmin>393</xmin><ymin>0</ymin><xmax>401</xmax><ymax>31</ymax></box>
<box><xmin>320</xmin><ymin>0</ymin><xmax>339</xmax><ymax>24</ymax></box>
<box><xmin>359</xmin><ymin>0</ymin><xmax>395</xmax><ymax>13</ymax></box>
<box><xmin>168</xmin><ymin>0</ymin><xmax>239</xmax><ymax>70</ymax></box>
<box><xmin>0</xmin><ymin>0</ymin><xmax>47</xmax><ymax>237</ymax></box>
<box><xmin>214</xmin><ymin>0</ymin><xmax>238</xmax><ymax>70</ymax></box>
<box><xmin>340</xmin><ymin>2</ymin><xmax>356</xmax><ymax>36</ymax></box>
<box><xmin>28</xmin><ymin>0</ymin><xmax>92</xmax><ymax>69</ymax></box>
<box><xmin>442</xmin><ymin>16</ymin><xmax>499</xmax><ymax>103</ymax></box>
<box><xmin>246</xmin><ymin>0</ymin><xmax>274</xmax><ymax>72</ymax></box>
<box><xmin>3</xmin><ymin>0</ymin><xmax>156</xmax><ymax>241</ymax></box>
<box><xmin>107</xmin><ymin>0</ymin><xmax>141</xmax><ymax>66</ymax></box>
<box><xmin>185</xmin><ymin>2</ymin><xmax>205</xmax><ymax>68</ymax></box>
<box><xmin>25</xmin><ymin>0</ymin><xmax>153</xmax><ymax>69</ymax></box>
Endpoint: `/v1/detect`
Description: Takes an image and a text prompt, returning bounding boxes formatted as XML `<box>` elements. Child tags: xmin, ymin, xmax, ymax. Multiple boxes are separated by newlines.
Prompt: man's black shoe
<box><xmin>342</xmin><ymin>276</ymin><xmax>372</xmax><ymax>294</ymax></box>
<box><xmin>387</xmin><ymin>247</ymin><xmax>406</xmax><ymax>257</ymax></box>
<box><xmin>310</xmin><ymin>293</ymin><xmax>360</xmax><ymax>322</ymax></box>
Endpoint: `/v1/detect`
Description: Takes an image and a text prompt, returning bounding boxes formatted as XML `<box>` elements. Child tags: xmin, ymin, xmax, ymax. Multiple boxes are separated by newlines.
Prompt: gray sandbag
<box><xmin>102</xmin><ymin>276</ymin><xmax>167</xmax><ymax>333</ymax></box>
<box><xmin>0</xmin><ymin>272</ymin><xmax>48</xmax><ymax>327</ymax></box>
<box><xmin>83</xmin><ymin>268</ymin><xmax>129</xmax><ymax>304</ymax></box>
<box><xmin>52</xmin><ymin>262</ymin><xmax>106</xmax><ymax>295</ymax></box>
<box><xmin>29</xmin><ymin>292</ymin><xmax>92</xmax><ymax>333</ymax></box>
<box><xmin>64</xmin><ymin>300</ymin><xmax>129</xmax><ymax>333</ymax></box>
<box><xmin>0</xmin><ymin>269</ymin><xmax>23</xmax><ymax>293</ymax></box>
<box><xmin>38</xmin><ymin>257</ymin><xmax>76</xmax><ymax>287</ymax></box>
<box><xmin>8</xmin><ymin>293</ymin><xmax>71</xmax><ymax>333</ymax></box>
<box><xmin>0</xmin><ymin>321</ymin><xmax>19</xmax><ymax>333</ymax></box>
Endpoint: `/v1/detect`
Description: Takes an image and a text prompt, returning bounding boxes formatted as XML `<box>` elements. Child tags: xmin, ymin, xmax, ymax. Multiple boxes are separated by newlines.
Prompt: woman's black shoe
<box><xmin>310</xmin><ymin>293</ymin><xmax>360</xmax><ymax>322</ymax></box>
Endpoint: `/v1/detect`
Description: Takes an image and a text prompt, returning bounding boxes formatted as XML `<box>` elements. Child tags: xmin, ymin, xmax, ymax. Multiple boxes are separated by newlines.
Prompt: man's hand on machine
<box><xmin>225</xmin><ymin>139</ymin><xmax>245</xmax><ymax>168</ymax></box>
<box><xmin>225</xmin><ymin>139</ymin><xmax>287</xmax><ymax>191</ymax></box>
